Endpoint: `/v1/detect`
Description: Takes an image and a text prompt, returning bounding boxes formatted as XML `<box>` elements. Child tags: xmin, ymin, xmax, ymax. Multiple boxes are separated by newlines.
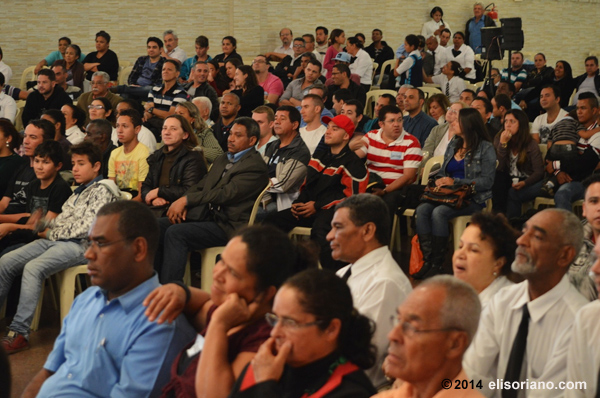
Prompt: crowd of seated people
<box><xmin>2</xmin><ymin>7</ymin><xmax>600</xmax><ymax>397</ymax></box>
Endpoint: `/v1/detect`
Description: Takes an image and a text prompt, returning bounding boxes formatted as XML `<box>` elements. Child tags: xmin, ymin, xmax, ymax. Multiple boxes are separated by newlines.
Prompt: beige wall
<box><xmin>1</xmin><ymin>0</ymin><xmax>598</xmax><ymax>86</ymax></box>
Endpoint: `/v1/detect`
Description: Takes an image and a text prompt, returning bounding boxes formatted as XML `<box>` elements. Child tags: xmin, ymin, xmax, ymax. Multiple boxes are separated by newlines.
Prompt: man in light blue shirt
<box><xmin>23</xmin><ymin>201</ymin><xmax>195</xmax><ymax>398</ymax></box>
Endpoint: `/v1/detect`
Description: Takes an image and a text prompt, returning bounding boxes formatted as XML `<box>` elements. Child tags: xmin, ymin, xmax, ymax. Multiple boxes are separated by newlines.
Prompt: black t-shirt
<box><xmin>83</xmin><ymin>49</ymin><xmax>120</xmax><ymax>81</ymax></box>
<box><xmin>25</xmin><ymin>175</ymin><xmax>72</xmax><ymax>215</ymax></box>
<box><xmin>4</xmin><ymin>164</ymin><xmax>36</xmax><ymax>214</ymax></box>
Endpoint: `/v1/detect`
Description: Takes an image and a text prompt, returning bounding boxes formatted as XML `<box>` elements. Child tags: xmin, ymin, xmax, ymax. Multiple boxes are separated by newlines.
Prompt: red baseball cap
<box><xmin>322</xmin><ymin>115</ymin><xmax>354</xmax><ymax>138</ymax></box>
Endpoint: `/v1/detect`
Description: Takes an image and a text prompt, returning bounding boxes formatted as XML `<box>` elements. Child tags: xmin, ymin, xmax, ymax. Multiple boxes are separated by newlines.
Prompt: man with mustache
<box><xmin>464</xmin><ymin>208</ymin><xmax>588</xmax><ymax>397</ymax></box>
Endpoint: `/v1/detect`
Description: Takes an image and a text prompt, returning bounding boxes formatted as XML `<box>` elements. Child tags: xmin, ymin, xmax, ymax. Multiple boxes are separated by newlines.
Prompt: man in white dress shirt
<box><xmin>328</xmin><ymin>193</ymin><xmax>412</xmax><ymax>389</ymax></box>
<box><xmin>464</xmin><ymin>208</ymin><xmax>588</xmax><ymax>398</ymax></box>
<box><xmin>162</xmin><ymin>30</ymin><xmax>187</xmax><ymax>64</ymax></box>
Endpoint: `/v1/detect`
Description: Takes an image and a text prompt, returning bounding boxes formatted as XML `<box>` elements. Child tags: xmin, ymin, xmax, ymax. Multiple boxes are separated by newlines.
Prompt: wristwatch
<box><xmin>147</xmin><ymin>107</ymin><xmax>154</xmax><ymax>115</ymax></box>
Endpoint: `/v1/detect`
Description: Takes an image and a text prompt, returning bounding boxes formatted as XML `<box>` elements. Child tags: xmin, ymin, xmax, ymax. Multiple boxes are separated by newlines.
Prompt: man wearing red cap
<box><xmin>264</xmin><ymin>114</ymin><xmax>368</xmax><ymax>270</ymax></box>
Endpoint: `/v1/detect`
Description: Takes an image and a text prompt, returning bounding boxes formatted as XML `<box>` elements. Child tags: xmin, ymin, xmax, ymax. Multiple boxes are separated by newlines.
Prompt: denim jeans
<box><xmin>0</xmin><ymin>239</ymin><xmax>86</xmax><ymax>337</ymax></box>
<box><xmin>506</xmin><ymin>181</ymin><xmax>544</xmax><ymax>219</ymax></box>
<box><xmin>416</xmin><ymin>202</ymin><xmax>485</xmax><ymax>237</ymax></box>
<box><xmin>156</xmin><ymin>218</ymin><xmax>229</xmax><ymax>283</ymax></box>
<box><xmin>554</xmin><ymin>181</ymin><xmax>584</xmax><ymax>211</ymax></box>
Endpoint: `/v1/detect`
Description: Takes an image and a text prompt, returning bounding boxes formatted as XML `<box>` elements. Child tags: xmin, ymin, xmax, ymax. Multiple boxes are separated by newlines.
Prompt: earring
<box><xmin>5</xmin><ymin>142</ymin><xmax>9</xmax><ymax>148</ymax></box>
<box><xmin>493</xmin><ymin>271</ymin><xmax>498</xmax><ymax>277</ymax></box>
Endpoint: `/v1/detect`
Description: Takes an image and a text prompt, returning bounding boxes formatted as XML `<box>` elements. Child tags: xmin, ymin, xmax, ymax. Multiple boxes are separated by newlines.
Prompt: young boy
<box><xmin>108</xmin><ymin>109</ymin><xmax>149</xmax><ymax>202</ymax></box>
<box><xmin>0</xmin><ymin>141</ymin><xmax>72</xmax><ymax>254</ymax></box>
<box><xmin>1</xmin><ymin>141</ymin><xmax>123</xmax><ymax>353</ymax></box>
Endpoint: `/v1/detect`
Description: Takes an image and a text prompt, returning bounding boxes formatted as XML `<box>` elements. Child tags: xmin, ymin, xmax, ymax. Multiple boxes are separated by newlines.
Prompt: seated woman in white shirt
<box><xmin>448</xmin><ymin>32</ymin><xmax>476</xmax><ymax>81</ymax></box>
<box><xmin>425</xmin><ymin>93</ymin><xmax>450</xmax><ymax>125</ymax></box>
<box><xmin>61</xmin><ymin>104</ymin><xmax>86</xmax><ymax>145</ymax></box>
<box><xmin>452</xmin><ymin>211</ymin><xmax>521</xmax><ymax>307</ymax></box>
<box><xmin>421</xmin><ymin>6</ymin><xmax>451</xmax><ymax>41</ymax></box>
<box><xmin>423</xmin><ymin>61</ymin><xmax>466</xmax><ymax>103</ymax></box>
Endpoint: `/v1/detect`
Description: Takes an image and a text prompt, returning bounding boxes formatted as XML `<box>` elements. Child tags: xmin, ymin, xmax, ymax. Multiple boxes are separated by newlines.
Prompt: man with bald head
<box><xmin>213</xmin><ymin>92</ymin><xmax>241</xmax><ymax>151</ymax></box>
<box><xmin>464</xmin><ymin>209</ymin><xmax>588</xmax><ymax>397</ymax></box>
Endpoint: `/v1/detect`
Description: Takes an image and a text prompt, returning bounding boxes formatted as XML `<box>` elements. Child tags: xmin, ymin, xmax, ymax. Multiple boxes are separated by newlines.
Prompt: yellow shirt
<box><xmin>108</xmin><ymin>142</ymin><xmax>150</xmax><ymax>191</ymax></box>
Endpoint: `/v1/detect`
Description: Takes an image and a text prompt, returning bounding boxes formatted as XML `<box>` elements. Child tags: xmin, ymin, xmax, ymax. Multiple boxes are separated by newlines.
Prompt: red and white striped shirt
<box><xmin>361</xmin><ymin>129</ymin><xmax>422</xmax><ymax>185</ymax></box>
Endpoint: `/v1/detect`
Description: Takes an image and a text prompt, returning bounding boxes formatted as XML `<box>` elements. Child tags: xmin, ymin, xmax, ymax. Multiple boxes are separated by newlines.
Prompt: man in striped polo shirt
<box><xmin>355</xmin><ymin>104</ymin><xmax>422</xmax><ymax>221</ymax></box>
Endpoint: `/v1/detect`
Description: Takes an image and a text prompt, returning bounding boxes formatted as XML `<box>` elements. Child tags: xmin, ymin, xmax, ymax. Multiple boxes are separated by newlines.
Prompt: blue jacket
<box><xmin>437</xmin><ymin>136</ymin><xmax>496</xmax><ymax>204</ymax></box>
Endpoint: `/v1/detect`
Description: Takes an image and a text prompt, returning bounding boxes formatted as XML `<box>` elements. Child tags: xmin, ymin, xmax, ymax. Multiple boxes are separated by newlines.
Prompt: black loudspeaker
<box><xmin>501</xmin><ymin>17</ymin><xmax>524</xmax><ymax>51</ymax></box>
<box><xmin>480</xmin><ymin>26</ymin><xmax>503</xmax><ymax>60</ymax></box>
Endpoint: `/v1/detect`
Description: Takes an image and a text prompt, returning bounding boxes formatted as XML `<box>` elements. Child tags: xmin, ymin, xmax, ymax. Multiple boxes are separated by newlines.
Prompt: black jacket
<box><xmin>141</xmin><ymin>145</ymin><xmax>207</xmax><ymax>203</ymax></box>
<box><xmin>575</xmin><ymin>70</ymin><xmax>600</xmax><ymax>98</ymax></box>
<box><xmin>22</xmin><ymin>86</ymin><xmax>73</xmax><ymax>126</ymax></box>
<box><xmin>184</xmin><ymin>81</ymin><xmax>220</xmax><ymax>122</ymax></box>
<box><xmin>364</xmin><ymin>41</ymin><xmax>395</xmax><ymax>74</ymax></box>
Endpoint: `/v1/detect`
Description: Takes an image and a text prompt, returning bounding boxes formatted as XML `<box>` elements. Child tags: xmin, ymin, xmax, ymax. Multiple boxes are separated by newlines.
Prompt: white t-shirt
<box><xmin>299</xmin><ymin>124</ymin><xmax>326</xmax><ymax>155</ymax></box>
<box><xmin>531</xmin><ymin>108</ymin><xmax>568</xmax><ymax>144</ymax></box>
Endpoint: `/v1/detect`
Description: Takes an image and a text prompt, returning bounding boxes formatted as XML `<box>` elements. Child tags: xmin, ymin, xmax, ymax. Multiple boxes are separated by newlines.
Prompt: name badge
<box><xmin>390</xmin><ymin>152</ymin><xmax>404</xmax><ymax>161</ymax></box>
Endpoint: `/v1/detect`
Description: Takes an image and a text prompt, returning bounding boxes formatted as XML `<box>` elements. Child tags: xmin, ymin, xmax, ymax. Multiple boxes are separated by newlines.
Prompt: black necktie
<box><xmin>341</xmin><ymin>266</ymin><xmax>352</xmax><ymax>282</ymax></box>
<box><xmin>431</xmin><ymin>50</ymin><xmax>436</xmax><ymax>70</ymax></box>
<box><xmin>445</xmin><ymin>82</ymin><xmax>450</xmax><ymax>97</ymax></box>
<box><xmin>502</xmin><ymin>304</ymin><xmax>530</xmax><ymax>398</ymax></box>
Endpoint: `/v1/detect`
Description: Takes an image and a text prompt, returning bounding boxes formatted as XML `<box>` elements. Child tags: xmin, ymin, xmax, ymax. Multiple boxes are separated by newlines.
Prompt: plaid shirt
<box><xmin>128</xmin><ymin>56</ymin><xmax>165</xmax><ymax>86</ymax></box>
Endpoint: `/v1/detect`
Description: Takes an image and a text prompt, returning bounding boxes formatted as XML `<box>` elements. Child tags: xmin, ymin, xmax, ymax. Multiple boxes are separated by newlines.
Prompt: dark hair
<box><xmin>448</xmin><ymin>60</ymin><xmax>462</xmax><ymax>76</ymax></box>
<box><xmin>235</xmin><ymin>225</ymin><xmax>315</xmax><ymax>292</ymax></box>
<box><xmin>29</xmin><ymin>119</ymin><xmax>56</xmax><ymax>142</ymax></box>
<box><xmin>344</xmin><ymin>99</ymin><xmax>364</xmax><ymax>117</ymax></box>
<box><xmin>0</xmin><ymin>72</ymin><xmax>4</xmax><ymax>87</ymax></box>
<box><xmin>293</xmin><ymin>37</ymin><xmax>306</xmax><ymax>46</ymax></box>
<box><xmin>276</xmin><ymin>105</ymin><xmax>302</xmax><ymax>131</ymax></box>
<box><xmin>237</xmin><ymin>65</ymin><xmax>258</xmax><ymax>92</ymax></box>
<box><xmin>583</xmin><ymin>173</ymin><xmax>600</xmax><ymax>192</ymax></box>
<box><xmin>336</xmin><ymin>194</ymin><xmax>390</xmax><ymax>245</ymax></box>
<box><xmin>97</xmin><ymin>201</ymin><xmax>160</xmax><ymax>260</ymax></box>
<box><xmin>430</xmin><ymin>6</ymin><xmax>444</xmax><ymax>17</ymax></box>
<box><xmin>354</xmin><ymin>33</ymin><xmax>366</xmax><ymax>42</ymax></box>
<box><xmin>347</xmin><ymin>36</ymin><xmax>363</xmax><ymax>49</ymax></box>
<box><xmin>555</xmin><ymin>60</ymin><xmax>573</xmax><ymax>80</ymax></box>
<box><xmin>164</xmin><ymin>114</ymin><xmax>199</xmax><ymax>149</ymax></box>
<box><xmin>0</xmin><ymin>119</ymin><xmax>21</xmax><ymax>151</ymax></box>
<box><xmin>117</xmin><ymin>108</ymin><xmax>142</xmax><ymax>128</ymax></box>
<box><xmin>541</xmin><ymin>84</ymin><xmax>561</xmax><ymax>100</ymax></box>
<box><xmin>493</xmin><ymin>94</ymin><xmax>512</xmax><ymax>112</ymax></box>
<box><xmin>468</xmin><ymin>212</ymin><xmax>519</xmax><ymax>276</ymax></box>
<box><xmin>147</xmin><ymin>36</ymin><xmax>164</xmax><ymax>49</ymax></box>
<box><xmin>405</xmin><ymin>34</ymin><xmax>420</xmax><ymax>49</ymax></box>
<box><xmin>38</xmin><ymin>68</ymin><xmax>56</xmax><ymax>81</ymax></box>
<box><xmin>333</xmin><ymin>88</ymin><xmax>352</xmax><ymax>103</ymax></box>
<box><xmin>233</xmin><ymin>116</ymin><xmax>260</xmax><ymax>142</ymax></box>
<box><xmin>454</xmin><ymin>31</ymin><xmax>466</xmax><ymax>40</ymax></box>
<box><xmin>195</xmin><ymin>35</ymin><xmax>209</xmax><ymax>48</ymax></box>
<box><xmin>51</xmin><ymin>60</ymin><xmax>67</xmax><ymax>73</ymax></box>
<box><xmin>499</xmin><ymin>81</ymin><xmax>516</xmax><ymax>96</ymax></box>
<box><xmin>502</xmin><ymin>109</ymin><xmax>532</xmax><ymax>165</ymax></box>
<box><xmin>316</xmin><ymin>26</ymin><xmax>329</xmax><ymax>36</ymax></box>
<box><xmin>86</xmin><ymin>118</ymin><xmax>113</xmax><ymax>139</ymax></box>
<box><xmin>59</xmin><ymin>37</ymin><xmax>71</xmax><ymax>45</ymax></box>
<box><xmin>301</xmin><ymin>94</ymin><xmax>324</xmax><ymax>112</ymax></box>
<box><xmin>92</xmin><ymin>97</ymin><xmax>115</xmax><ymax>124</ymax></box>
<box><xmin>585</xmin><ymin>56</ymin><xmax>599</xmax><ymax>66</ymax></box>
<box><xmin>535</xmin><ymin>52</ymin><xmax>546</xmax><ymax>61</ymax></box>
<box><xmin>118</xmin><ymin>98</ymin><xmax>145</xmax><ymax>115</ymax></box>
<box><xmin>380</xmin><ymin>93</ymin><xmax>396</xmax><ymax>106</ymax></box>
<box><xmin>308</xmin><ymin>82</ymin><xmax>328</xmax><ymax>100</ymax></box>
<box><xmin>34</xmin><ymin>140</ymin><xmax>64</xmax><ymax>167</ymax></box>
<box><xmin>456</xmin><ymin>108</ymin><xmax>491</xmax><ymax>154</ymax></box>
<box><xmin>333</xmin><ymin>63</ymin><xmax>350</xmax><ymax>78</ymax></box>
<box><xmin>283</xmin><ymin>269</ymin><xmax>377</xmax><ymax>369</ymax></box>
<box><xmin>461</xmin><ymin>88</ymin><xmax>476</xmax><ymax>99</ymax></box>
<box><xmin>42</xmin><ymin>109</ymin><xmax>66</xmax><ymax>137</ymax></box>
<box><xmin>328</xmin><ymin>29</ymin><xmax>344</xmax><ymax>46</ymax></box>
<box><xmin>164</xmin><ymin>59</ymin><xmax>181</xmax><ymax>72</ymax></box>
<box><xmin>95</xmin><ymin>30</ymin><xmax>111</xmax><ymax>44</ymax></box>
<box><xmin>70</xmin><ymin>140</ymin><xmax>102</xmax><ymax>167</ymax></box>
<box><xmin>68</xmin><ymin>44</ymin><xmax>82</xmax><ymax>58</ymax></box>
<box><xmin>440</xmin><ymin>28</ymin><xmax>451</xmax><ymax>36</ymax></box>
<box><xmin>378</xmin><ymin>105</ymin><xmax>402</xmax><ymax>125</ymax></box>
<box><xmin>225</xmin><ymin>58</ymin><xmax>243</xmax><ymax>72</ymax></box>
<box><xmin>417</xmin><ymin>35</ymin><xmax>426</xmax><ymax>50</ymax></box>
<box><xmin>307</xmin><ymin>59</ymin><xmax>322</xmax><ymax>73</ymax></box>
<box><xmin>472</xmin><ymin>97</ymin><xmax>492</xmax><ymax>114</ymax></box>
<box><xmin>579</xmin><ymin>92</ymin><xmax>600</xmax><ymax>108</ymax></box>
<box><xmin>222</xmin><ymin>36</ymin><xmax>237</xmax><ymax>48</ymax></box>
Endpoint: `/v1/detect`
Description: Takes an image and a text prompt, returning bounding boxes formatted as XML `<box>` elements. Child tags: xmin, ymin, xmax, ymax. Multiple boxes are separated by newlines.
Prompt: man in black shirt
<box><xmin>22</xmin><ymin>69</ymin><xmax>72</xmax><ymax>126</ymax></box>
<box><xmin>84</xmin><ymin>118</ymin><xmax>115</xmax><ymax>179</ymax></box>
<box><xmin>325</xmin><ymin>64</ymin><xmax>366</xmax><ymax>113</ymax></box>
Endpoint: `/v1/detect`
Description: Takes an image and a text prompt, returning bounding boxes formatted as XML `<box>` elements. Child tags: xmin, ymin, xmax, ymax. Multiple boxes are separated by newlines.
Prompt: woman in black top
<box><xmin>553</xmin><ymin>60</ymin><xmax>576</xmax><ymax>109</ymax></box>
<box><xmin>212</xmin><ymin>36</ymin><xmax>243</xmax><ymax>67</ymax></box>
<box><xmin>83</xmin><ymin>31</ymin><xmax>119</xmax><ymax>81</ymax></box>
<box><xmin>231</xmin><ymin>65</ymin><xmax>265</xmax><ymax>117</ymax></box>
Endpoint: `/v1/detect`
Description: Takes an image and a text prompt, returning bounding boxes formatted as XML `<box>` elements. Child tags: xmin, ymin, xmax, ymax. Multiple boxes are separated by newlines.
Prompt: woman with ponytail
<box><xmin>229</xmin><ymin>268</ymin><xmax>377</xmax><ymax>397</ymax></box>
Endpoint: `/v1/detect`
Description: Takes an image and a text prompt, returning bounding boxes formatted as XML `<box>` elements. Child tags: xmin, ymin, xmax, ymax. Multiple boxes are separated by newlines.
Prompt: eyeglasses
<box><xmin>490</xmin><ymin>74</ymin><xmax>499</xmax><ymax>79</ymax></box>
<box><xmin>88</xmin><ymin>105</ymin><xmax>105</xmax><ymax>110</ymax></box>
<box><xmin>265</xmin><ymin>313</ymin><xmax>322</xmax><ymax>329</ymax></box>
<box><xmin>85</xmin><ymin>237</ymin><xmax>131</xmax><ymax>249</ymax></box>
<box><xmin>390</xmin><ymin>316</ymin><xmax>463</xmax><ymax>338</ymax></box>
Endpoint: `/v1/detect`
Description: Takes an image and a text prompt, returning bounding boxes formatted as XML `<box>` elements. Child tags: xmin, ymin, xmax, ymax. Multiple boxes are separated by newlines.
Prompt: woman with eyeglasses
<box><xmin>88</xmin><ymin>97</ymin><xmax>116</xmax><ymax>126</ymax></box>
<box><xmin>143</xmin><ymin>225</ymin><xmax>313</xmax><ymax>398</ymax></box>
<box><xmin>229</xmin><ymin>269</ymin><xmax>377</xmax><ymax>398</ymax></box>
<box><xmin>421</xmin><ymin>101</ymin><xmax>467</xmax><ymax>168</ymax></box>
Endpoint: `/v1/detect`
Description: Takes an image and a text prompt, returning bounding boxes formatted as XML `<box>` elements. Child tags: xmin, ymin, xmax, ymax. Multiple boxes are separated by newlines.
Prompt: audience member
<box><xmin>40</xmin><ymin>109</ymin><xmax>72</xmax><ymax>170</ymax></box>
<box><xmin>424</xmin><ymin>61</ymin><xmax>466</xmax><ymax>103</ymax></box>
<box><xmin>229</xmin><ymin>268</ymin><xmax>378</xmax><ymax>398</ymax></box>
<box><xmin>155</xmin><ymin>116</ymin><xmax>268</xmax><ymax>283</ymax></box>
<box><xmin>77</xmin><ymin>71</ymin><xmax>122</xmax><ymax>124</ymax></box>
<box><xmin>212</xmin><ymin>36</ymin><xmax>243</xmax><ymax>67</ymax></box>
<box><xmin>464</xmin><ymin>209</ymin><xmax>588</xmax><ymax>397</ymax></box>
<box><xmin>34</xmin><ymin>37</ymin><xmax>85</xmax><ymax>75</ymax></box>
<box><xmin>302</xmin><ymin>33</ymin><xmax>322</xmax><ymax>62</ymax></box>
<box><xmin>280</xmin><ymin>59</ymin><xmax>322</xmax><ymax>107</ymax></box>
<box><xmin>184</xmin><ymin>62</ymin><xmax>220</xmax><ymax>122</ymax></box>
<box><xmin>365</xmin><ymin>29</ymin><xmax>394</xmax><ymax>83</ymax></box>
<box><xmin>264</xmin><ymin>114</ymin><xmax>368</xmax><ymax>270</ymax></box>
<box><xmin>84</xmin><ymin>118</ymin><xmax>115</xmax><ymax>179</ymax></box>
<box><xmin>325</xmin><ymin>64</ymin><xmax>366</xmax><ymax>113</ymax></box>
<box><xmin>421</xmin><ymin>101</ymin><xmax>466</xmax><ymax>166</ymax></box>
<box><xmin>0</xmin><ymin>120</ymin><xmax>25</xmax><ymax>198</ymax></box>
<box><xmin>500</xmin><ymin>52</ymin><xmax>528</xmax><ymax>93</ymax></box>
<box><xmin>449</xmin><ymin>32</ymin><xmax>476</xmax><ymax>81</ymax></box>
<box><xmin>424</xmin><ymin>35</ymin><xmax>450</xmax><ymax>77</ymax></box>
<box><xmin>0</xmin><ymin>141</ymin><xmax>123</xmax><ymax>354</ymax></box>
<box><xmin>395</xmin><ymin>84</ymin><xmax>412</xmax><ymax>112</ymax></box>
<box><xmin>0</xmin><ymin>47</ymin><xmax>12</xmax><ymax>84</ymax></box>
<box><xmin>22</xmin><ymin>69</ymin><xmax>72</xmax><ymax>127</ymax></box>
<box><xmin>213</xmin><ymin>93</ymin><xmax>241</xmax><ymax>151</ymax></box>
<box><xmin>554</xmin><ymin>60</ymin><xmax>577</xmax><ymax>109</ymax></box>
<box><xmin>193</xmin><ymin>96</ymin><xmax>216</xmax><ymax>128</ymax></box>
<box><xmin>496</xmin><ymin>81</ymin><xmax>521</xmax><ymax>109</ymax></box>
<box><xmin>531</xmin><ymin>85</ymin><xmax>568</xmax><ymax>144</ymax></box>
<box><xmin>88</xmin><ymin>97</ymin><xmax>116</xmax><ymax>128</ymax></box>
<box><xmin>491</xmin><ymin>93</ymin><xmax>512</xmax><ymax>126</ymax></box>
<box><xmin>180</xmin><ymin>35</ymin><xmax>212</xmax><ymax>82</ymax></box>
<box><xmin>50</xmin><ymin>61</ymin><xmax>81</xmax><ymax>99</ymax></box>
<box><xmin>162</xmin><ymin>29</ymin><xmax>187</xmax><ymax>64</ymax></box>
<box><xmin>374</xmin><ymin>276</ymin><xmax>484</xmax><ymax>398</ymax></box>
<box><xmin>422</xmin><ymin>6</ymin><xmax>452</xmax><ymax>40</ymax></box>
<box><xmin>175</xmin><ymin>101</ymin><xmax>222</xmax><ymax>163</ymax></box>
<box><xmin>465</xmin><ymin>2</ymin><xmax>496</xmax><ymax>54</ymax></box>
<box><xmin>252</xmin><ymin>105</ymin><xmax>277</xmax><ymax>155</ymax></box>
<box><xmin>0</xmin><ymin>73</ymin><xmax>16</xmax><ymax>123</ymax></box>
<box><xmin>439</xmin><ymin>28</ymin><xmax>452</xmax><ymax>48</ymax></box>
<box><xmin>460</xmin><ymin>88</ymin><xmax>476</xmax><ymax>105</ymax></box>
<box><xmin>231</xmin><ymin>65</ymin><xmax>265</xmax><ymax>117</ymax></box>
<box><xmin>329</xmin><ymin>194</ymin><xmax>412</xmax><ymax>388</ymax></box>
<box><xmin>345</xmin><ymin>37</ymin><xmax>373</xmax><ymax>92</ymax></box>
<box><xmin>271</xmin><ymin>38</ymin><xmax>307</xmax><ymax>87</ymax></box>
<box><xmin>573</xmin><ymin>56</ymin><xmax>600</xmax><ymax>105</ymax></box>
<box><xmin>517</xmin><ymin>53</ymin><xmax>555</xmax><ymax>119</ymax></box>
<box><xmin>403</xmin><ymin>88</ymin><xmax>438</xmax><ymax>147</ymax></box>
<box><xmin>83</xmin><ymin>30</ymin><xmax>119</xmax><ymax>82</ymax></box>
<box><xmin>114</xmin><ymin>99</ymin><xmax>157</xmax><ymax>154</ymax></box>
<box><xmin>323</xmin><ymin>29</ymin><xmax>346</xmax><ymax>79</ymax></box>
<box><xmin>453</xmin><ymin>212</ymin><xmax>518</xmax><ymax>307</ymax></box>
<box><xmin>269</xmin><ymin>28</ymin><xmax>294</xmax><ymax>60</ymax></box>
<box><xmin>298</xmin><ymin>94</ymin><xmax>326</xmax><ymax>155</ymax></box>
<box><xmin>18</xmin><ymin>201</ymin><xmax>195</xmax><ymax>396</ymax></box>
<box><xmin>426</xmin><ymin>93</ymin><xmax>451</xmax><ymax>124</ymax></box>
<box><xmin>315</xmin><ymin>26</ymin><xmax>329</xmax><ymax>59</ymax></box>
<box><xmin>414</xmin><ymin>108</ymin><xmax>495</xmax><ymax>279</ymax></box>
<box><xmin>253</xmin><ymin>54</ymin><xmax>284</xmax><ymax>105</ymax></box>
<box><xmin>362</xmin><ymin>93</ymin><xmax>396</xmax><ymax>133</ymax></box>
<box><xmin>394</xmin><ymin>35</ymin><xmax>423</xmax><ymax>88</ymax></box>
